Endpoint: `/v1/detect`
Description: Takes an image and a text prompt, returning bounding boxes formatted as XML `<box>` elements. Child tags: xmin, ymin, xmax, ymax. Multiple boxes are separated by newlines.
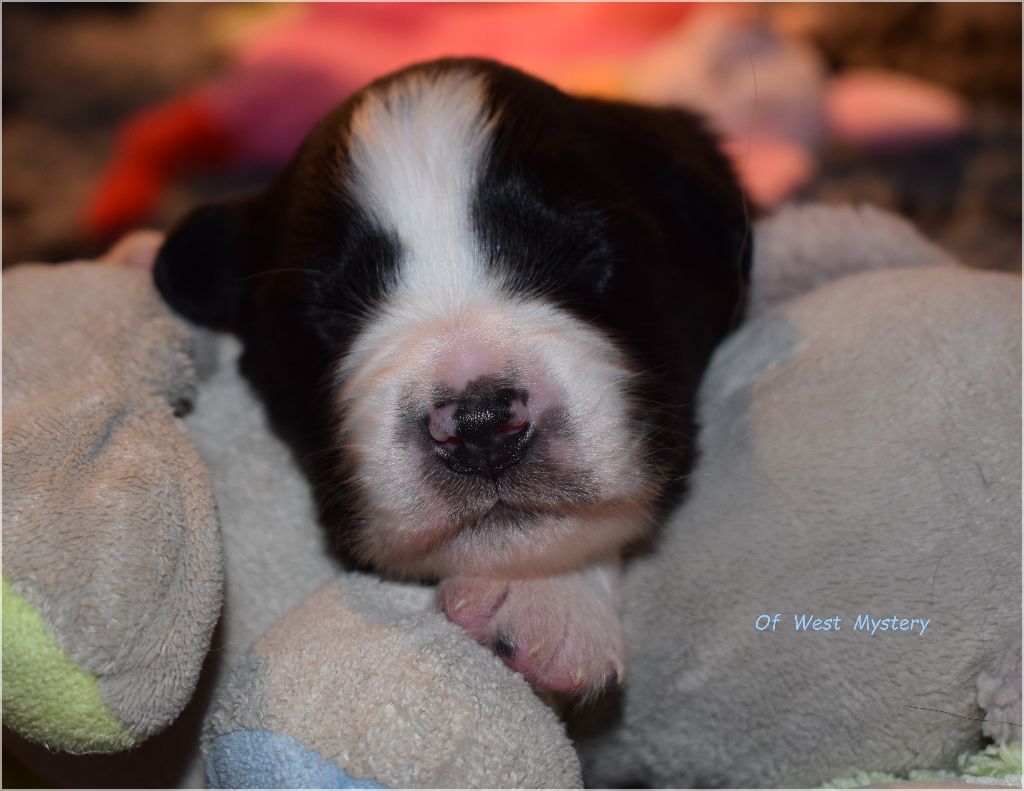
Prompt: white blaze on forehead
<box><xmin>347</xmin><ymin>69</ymin><xmax>495</xmax><ymax>303</ymax></box>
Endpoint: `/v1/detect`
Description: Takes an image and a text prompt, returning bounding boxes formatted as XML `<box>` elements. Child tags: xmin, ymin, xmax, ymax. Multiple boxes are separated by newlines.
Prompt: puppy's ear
<box><xmin>154</xmin><ymin>201</ymin><xmax>254</xmax><ymax>327</ymax></box>
<box><xmin>586</xmin><ymin>99</ymin><xmax>755</xmax><ymax>284</ymax></box>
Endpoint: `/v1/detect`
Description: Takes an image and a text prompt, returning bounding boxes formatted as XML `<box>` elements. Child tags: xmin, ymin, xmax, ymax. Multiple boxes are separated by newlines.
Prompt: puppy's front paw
<box><xmin>439</xmin><ymin>565</ymin><xmax>624</xmax><ymax>695</ymax></box>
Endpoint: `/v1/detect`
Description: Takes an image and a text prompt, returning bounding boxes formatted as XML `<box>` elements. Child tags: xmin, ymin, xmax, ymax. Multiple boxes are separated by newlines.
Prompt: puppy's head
<box><xmin>156</xmin><ymin>59</ymin><xmax>750</xmax><ymax>580</ymax></box>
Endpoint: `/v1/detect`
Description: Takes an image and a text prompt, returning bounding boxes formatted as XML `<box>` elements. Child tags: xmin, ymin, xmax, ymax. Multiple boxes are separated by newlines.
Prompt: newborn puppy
<box><xmin>155</xmin><ymin>58</ymin><xmax>751</xmax><ymax>694</ymax></box>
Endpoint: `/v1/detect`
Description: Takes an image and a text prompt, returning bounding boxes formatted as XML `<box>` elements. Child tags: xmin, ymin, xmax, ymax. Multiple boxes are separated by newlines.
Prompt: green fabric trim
<box><xmin>2</xmin><ymin>577</ymin><xmax>136</xmax><ymax>752</ymax></box>
<box><xmin>822</xmin><ymin>741</ymin><xmax>1023</xmax><ymax>788</ymax></box>
<box><xmin>961</xmin><ymin>741</ymin><xmax>1023</xmax><ymax>778</ymax></box>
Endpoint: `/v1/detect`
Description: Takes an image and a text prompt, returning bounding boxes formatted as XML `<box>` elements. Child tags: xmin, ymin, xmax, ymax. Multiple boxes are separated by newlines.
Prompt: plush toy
<box><xmin>3</xmin><ymin>204</ymin><xmax>1019</xmax><ymax>789</ymax></box>
<box><xmin>575</xmin><ymin>211</ymin><xmax>1021</xmax><ymax>788</ymax></box>
<box><xmin>3</xmin><ymin>253</ymin><xmax>578</xmax><ymax>789</ymax></box>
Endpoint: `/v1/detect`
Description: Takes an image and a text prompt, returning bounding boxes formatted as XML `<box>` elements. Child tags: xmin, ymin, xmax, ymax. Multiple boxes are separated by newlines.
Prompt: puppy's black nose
<box><xmin>427</xmin><ymin>388</ymin><xmax>532</xmax><ymax>479</ymax></box>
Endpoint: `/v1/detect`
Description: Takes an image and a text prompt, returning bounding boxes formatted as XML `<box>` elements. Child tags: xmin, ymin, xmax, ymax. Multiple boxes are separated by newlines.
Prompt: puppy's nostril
<box><xmin>503</xmin><ymin>397</ymin><xmax>528</xmax><ymax>433</ymax></box>
<box><xmin>499</xmin><ymin>420</ymin><xmax>527</xmax><ymax>437</ymax></box>
<box><xmin>428</xmin><ymin>401</ymin><xmax>461</xmax><ymax>444</ymax></box>
<box><xmin>426</xmin><ymin>389</ymin><xmax>533</xmax><ymax>478</ymax></box>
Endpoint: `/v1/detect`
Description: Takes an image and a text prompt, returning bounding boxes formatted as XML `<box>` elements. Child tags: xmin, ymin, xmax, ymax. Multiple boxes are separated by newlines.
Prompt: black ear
<box><xmin>582</xmin><ymin>98</ymin><xmax>756</xmax><ymax>284</ymax></box>
<box><xmin>154</xmin><ymin>202</ymin><xmax>246</xmax><ymax>327</ymax></box>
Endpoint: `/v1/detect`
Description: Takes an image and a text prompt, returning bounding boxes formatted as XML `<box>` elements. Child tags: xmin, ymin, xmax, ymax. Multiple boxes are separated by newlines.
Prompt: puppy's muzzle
<box><xmin>427</xmin><ymin>387</ymin><xmax>532</xmax><ymax>481</ymax></box>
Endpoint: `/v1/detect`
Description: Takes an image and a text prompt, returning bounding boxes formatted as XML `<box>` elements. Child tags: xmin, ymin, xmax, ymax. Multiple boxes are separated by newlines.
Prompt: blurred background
<box><xmin>3</xmin><ymin>2</ymin><xmax>1021</xmax><ymax>273</ymax></box>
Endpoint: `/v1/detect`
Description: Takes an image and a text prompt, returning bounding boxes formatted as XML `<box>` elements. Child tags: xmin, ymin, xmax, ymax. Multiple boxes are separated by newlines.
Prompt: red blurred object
<box><xmin>84</xmin><ymin>92</ymin><xmax>232</xmax><ymax>241</ymax></box>
<box><xmin>825</xmin><ymin>68</ymin><xmax>969</xmax><ymax>148</ymax></box>
<box><xmin>80</xmin><ymin>3</ymin><xmax>969</xmax><ymax>243</ymax></box>
<box><xmin>81</xmin><ymin>3</ymin><xmax>696</xmax><ymax>243</ymax></box>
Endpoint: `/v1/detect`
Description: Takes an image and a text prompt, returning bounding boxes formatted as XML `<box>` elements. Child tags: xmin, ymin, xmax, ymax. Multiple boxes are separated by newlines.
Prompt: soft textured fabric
<box><xmin>2</xmin><ymin>577</ymin><xmax>136</xmax><ymax>752</ymax></box>
<box><xmin>748</xmin><ymin>202</ymin><xmax>958</xmax><ymax>315</ymax></box>
<box><xmin>2</xmin><ymin>262</ymin><xmax>223</xmax><ymax>745</ymax></box>
<box><xmin>184</xmin><ymin>335</ymin><xmax>582</xmax><ymax>789</ymax></box>
<box><xmin>4</xmin><ymin>205</ymin><xmax>1018</xmax><ymax>789</ymax></box>
<box><xmin>822</xmin><ymin>740</ymin><xmax>1022</xmax><ymax>789</ymax></box>
<box><xmin>576</xmin><ymin>265</ymin><xmax>1022</xmax><ymax>787</ymax></box>
<box><xmin>977</xmin><ymin>646</ymin><xmax>1024</xmax><ymax>746</ymax></box>
<box><xmin>204</xmin><ymin>577</ymin><xmax>582</xmax><ymax>789</ymax></box>
<box><xmin>206</xmin><ymin>730</ymin><xmax>387</xmax><ymax>789</ymax></box>
<box><xmin>2</xmin><ymin>262</ymin><xmax>582</xmax><ymax>789</ymax></box>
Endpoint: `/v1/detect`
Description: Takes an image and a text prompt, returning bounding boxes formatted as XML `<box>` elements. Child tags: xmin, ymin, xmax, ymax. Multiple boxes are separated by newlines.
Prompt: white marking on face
<box><xmin>335</xmin><ymin>68</ymin><xmax>654</xmax><ymax>579</ymax></box>
<box><xmin>348</xmin><ymin>69</ymin><xmax>494</xmax><ymax>308</ymax></box>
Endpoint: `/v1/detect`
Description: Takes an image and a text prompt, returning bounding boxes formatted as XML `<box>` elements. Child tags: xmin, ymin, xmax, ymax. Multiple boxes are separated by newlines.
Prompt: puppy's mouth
<box><xmin>358</xmin><ymin>389</ymin><xmax>650</xmax><ymax>577</ymax></box>
<box><xmin>358</xmin><ymin>468</ymin><xmax>653</xmax><ymax>578</ymax></box>
<box><xmin>452</xmin><ymin>498</ymin><xmax>551</xmax><ymax>534</ymax></box>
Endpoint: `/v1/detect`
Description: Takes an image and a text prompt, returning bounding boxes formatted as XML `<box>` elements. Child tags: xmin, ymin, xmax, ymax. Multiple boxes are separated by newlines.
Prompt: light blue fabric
<box><xmin>207</xmin><ymin>729</ymin><xmax>388</xmax><ymax>789</ymax></box>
